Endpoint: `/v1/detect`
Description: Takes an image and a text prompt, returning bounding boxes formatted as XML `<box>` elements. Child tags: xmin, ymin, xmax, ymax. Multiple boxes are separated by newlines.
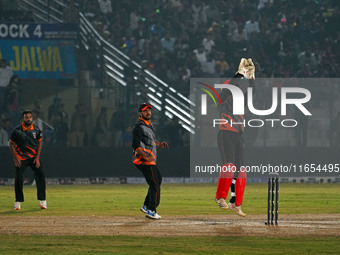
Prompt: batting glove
<box><xmin>237</xmin><ymin>58</ymin><xmax>255</xmax><ymax>79</ymax></box>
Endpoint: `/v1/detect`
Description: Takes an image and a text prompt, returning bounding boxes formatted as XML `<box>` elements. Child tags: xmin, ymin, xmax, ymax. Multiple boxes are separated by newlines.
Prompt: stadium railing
<box><xmin>19</xmin><ymin>0</ymin><xmax>195</xmax><ymax>134</ymax></box>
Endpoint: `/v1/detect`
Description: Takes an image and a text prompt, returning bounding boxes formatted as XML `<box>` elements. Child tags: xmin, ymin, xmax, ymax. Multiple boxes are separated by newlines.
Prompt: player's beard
<box><xmin>23</xmin><ymin>120</ymin><xmax>32</xmax><ymax>126</ymax></box>
<box><xmin>142</xmin><ymin>115</ymin><xmax>151</xmax><ymax>120</ymax></box>
<box><xmin>142</xmin><ymin>112</ymin><xmax>151</xmax><ymax>120</ymax></box>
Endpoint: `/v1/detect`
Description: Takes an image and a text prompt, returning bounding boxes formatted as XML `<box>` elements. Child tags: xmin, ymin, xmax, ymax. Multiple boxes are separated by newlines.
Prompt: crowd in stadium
<box><xmin>77</xmin><ymin>0</ymin><xmax>340</xmax><ymax>94</ymax></box>
<box><xmin>2</xmin><ymin>0</ymin><xmax>340</xmax><ymax>85</ymax></box>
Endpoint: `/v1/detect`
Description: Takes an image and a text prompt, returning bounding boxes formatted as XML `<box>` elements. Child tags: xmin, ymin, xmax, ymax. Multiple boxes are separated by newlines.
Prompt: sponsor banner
<box><xmin>0</xmin><ymin>40</ymin><xmax>76</xmax><ymax>79</ymax></box>
<box><xmin>0</xmin><ymin>23</ymin><xmax>78</xmax><ymax>40</ymax></box>
<box><xmin>0</xmin><ymin>177</ymin><xmax>123</xmax><ymax>185</ymax></box>
<box><xmin>1</xmin><ymin>177</ymin><xmax>338</xmax><ymax>185</ymax></box>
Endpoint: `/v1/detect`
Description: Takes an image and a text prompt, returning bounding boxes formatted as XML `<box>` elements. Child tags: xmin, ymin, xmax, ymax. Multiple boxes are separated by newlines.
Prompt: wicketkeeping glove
<box><xmin>237</xmin><ymin>58</ymin><xmax>255</xmax><ymax>79</ymax></box>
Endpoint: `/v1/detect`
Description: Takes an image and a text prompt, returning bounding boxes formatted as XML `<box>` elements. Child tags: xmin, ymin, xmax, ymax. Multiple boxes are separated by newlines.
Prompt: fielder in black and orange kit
<box><xmin>215</xmin><ymin>58</ymin><xmax>255</xmax><ymax>217</ymax></box>
<box><xmin>132</xmin><ymin>103</ymin><xmax>169</xmax><ymax>220</ymax></box>
<box><xmin>9</xmin><ymin>111</ymin><xmax>47</xmax><ymax>210</ymax></box>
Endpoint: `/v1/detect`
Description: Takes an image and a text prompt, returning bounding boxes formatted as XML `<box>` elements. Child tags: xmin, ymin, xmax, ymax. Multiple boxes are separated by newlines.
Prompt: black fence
<box><xmin>0</xmin><ymin>146</ymin><xmax>189</xmax><ymax>178</ymax></box>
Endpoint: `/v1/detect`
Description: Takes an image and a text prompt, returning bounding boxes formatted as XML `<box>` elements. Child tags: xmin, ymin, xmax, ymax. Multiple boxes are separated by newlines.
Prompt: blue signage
<box><xmin>0</xmin><ymin>23</ymin><xmax>77</xmax><ymax>79</ymax></box>
<box><xmin>0</xmin><ymin>40</ymin><xmax>77</xmax><ymax>79</ymax></box>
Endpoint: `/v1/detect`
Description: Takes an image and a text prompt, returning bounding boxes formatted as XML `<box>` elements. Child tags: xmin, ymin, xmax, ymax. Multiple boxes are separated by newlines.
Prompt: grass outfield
<box><xmin>0</xmin><ymin>183</ymin><xmax>339</xmax><ymax>216</ymax></box>
<box><xmin>0</xmin><ymin>183</ymin><xmax>339</xmax><ymax>254</ymax></box>
<box><xmin>0</xmin><ymin>235</ymin><xmax>339</xmax><ymax>254</ymax></box>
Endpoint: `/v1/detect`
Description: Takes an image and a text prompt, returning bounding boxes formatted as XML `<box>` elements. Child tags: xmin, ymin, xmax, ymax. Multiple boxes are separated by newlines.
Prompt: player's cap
<box><xmin>138</xmin><ymin>103</ymin><xmax>152</xmax><ymax>112</ymax></box>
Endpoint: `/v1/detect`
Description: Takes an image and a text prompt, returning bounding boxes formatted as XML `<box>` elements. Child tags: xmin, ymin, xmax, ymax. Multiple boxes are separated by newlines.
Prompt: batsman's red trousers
<box><xmin>216</xmin><ymin>130</ymin><xmax>246</xmax><ymax>206</ymax></box>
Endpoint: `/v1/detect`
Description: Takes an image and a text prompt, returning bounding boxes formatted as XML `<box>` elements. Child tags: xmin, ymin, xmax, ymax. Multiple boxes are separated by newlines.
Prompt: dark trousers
<box><xmin>136</xmin><ymin>164</ymin><xmax>162</xmax><ymax>211</ymax></box>
<box><xmin>14</xmin><ymin>158</ymin><xmax>46</xmax><ymax>202</ymax></box>
<box><xmin>217</xmin><ymin>130</ymin><xmax>244</xmax><ymax>177</ymax></box>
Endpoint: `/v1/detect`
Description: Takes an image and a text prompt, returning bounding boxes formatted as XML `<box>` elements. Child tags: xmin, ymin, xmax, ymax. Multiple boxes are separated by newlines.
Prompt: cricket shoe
<box><xmin>215</xmin><ymin>198</ymin><xmax>229</xmax><ymax>210</ymax></box>
<box><xmin>228</xmin><ymin>202</ymin><xmax>246</xmax><ymax>217</ymax></box>
<box><xmin>140</xmin><ymin>205</ymin><xmax>148</xmax><ymax>213</ymax></box>
<box><xmin>39</xmin><ymin>200</ymin><xmax>47</xmax><ymax>209</ymax></box>
<box><xmin>145</xmin><ymin>210</ymin><xmax>161</xmax><ymax>220</ymax></box>
<box><xmin>14</xmin><ymin>202</ymin><xmax>21</xmax><ymax>210</ymax></box>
